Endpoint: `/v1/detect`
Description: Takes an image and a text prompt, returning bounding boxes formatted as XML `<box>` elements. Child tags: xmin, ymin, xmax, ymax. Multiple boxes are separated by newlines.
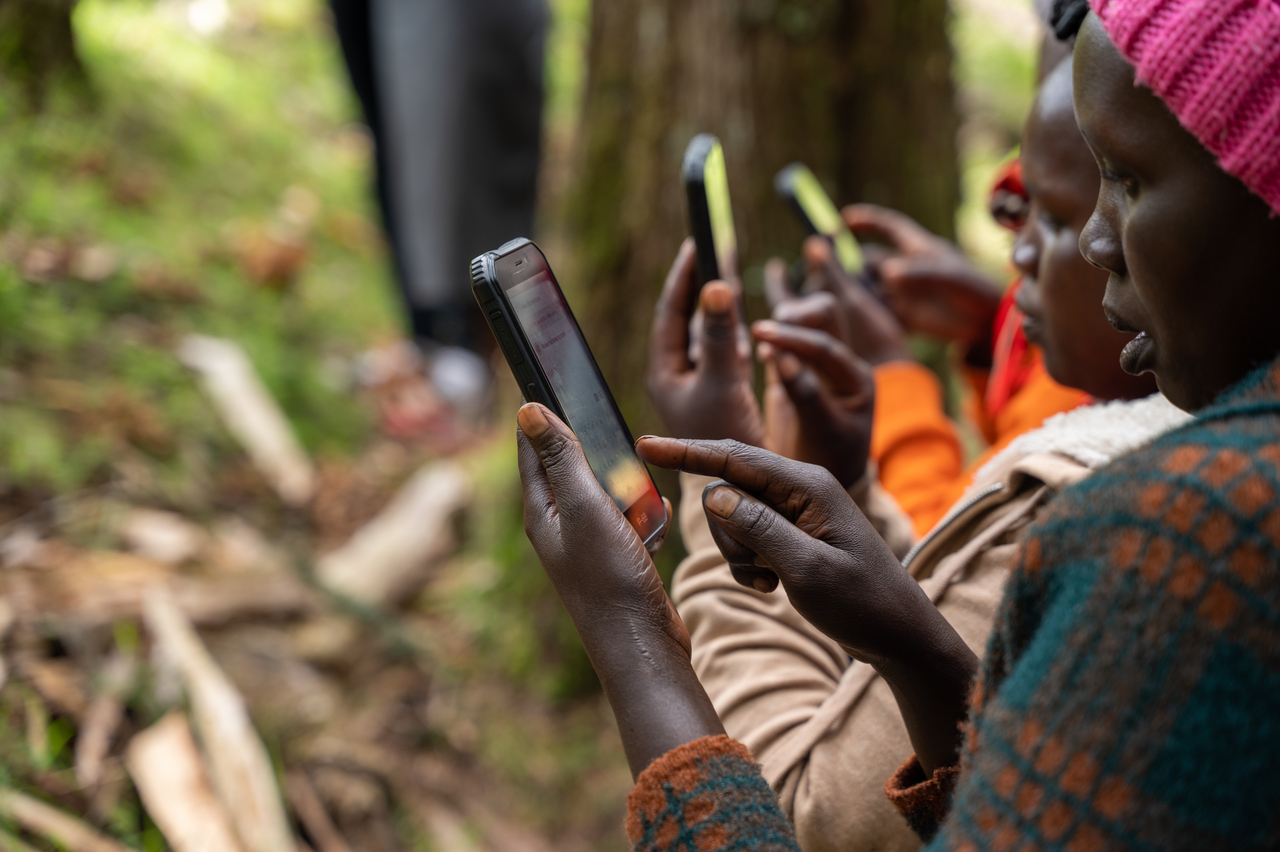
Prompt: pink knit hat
<box><xmin>1090</xmin><ymin>0</ymin><xmax>1280</xmax><ymax>214</ymax></box>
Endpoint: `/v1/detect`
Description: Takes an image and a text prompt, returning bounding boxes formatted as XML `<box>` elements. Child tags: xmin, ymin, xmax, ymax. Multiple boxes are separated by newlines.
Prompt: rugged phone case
<box><xmin>470</xmin><ymin>237</ymin><xmax>668</xmax><ymax>550</ymax></box>
<box><xmin>470</xmin><ymin>237</ymin><xmax>562</xmax><ymax>416</ymax></box>
<box><xmin>774</xmin><ymin>163</ymin><xmax>823</xmax><ymax>238</ymax></box>
<box><xmin>682</xmin><ymin>133</ymin><xmax>722</xmax><ymax>287</ymax></box>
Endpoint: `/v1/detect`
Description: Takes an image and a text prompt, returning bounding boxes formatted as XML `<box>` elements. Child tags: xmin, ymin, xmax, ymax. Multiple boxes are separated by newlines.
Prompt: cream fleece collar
<box><xmin>974</xmin><ymin>393</ymin><xmax>1193</xmax><ymax>483</ymax></box>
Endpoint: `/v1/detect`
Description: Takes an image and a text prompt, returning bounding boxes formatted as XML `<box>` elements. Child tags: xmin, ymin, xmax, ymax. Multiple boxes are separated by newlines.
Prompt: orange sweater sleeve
<box><xmin>870</xmin><ymin>361</ymin><xmax>965</xmax><ymax>537</ymax></box>
<box><xmin>964</xmin><ymin>357</ymin><xmax>1091</xmax><ymax>475</ymax></box>
<box><xmin>872</xmin><ymin>356</ymin><xmax>1090</xmax><ymax>538</ymax></box>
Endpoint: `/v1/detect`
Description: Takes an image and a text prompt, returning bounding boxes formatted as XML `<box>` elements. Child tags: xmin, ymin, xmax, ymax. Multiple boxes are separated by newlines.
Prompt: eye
<box><xmin>1100</xmin><ymin>165</ymin><xmax>1139</xmax><ymax>198</ymax></box>
<box><xmin>1037</xmin><ymin>210</ymin><xmax>1066</xmax><ymax>233</ymax></box>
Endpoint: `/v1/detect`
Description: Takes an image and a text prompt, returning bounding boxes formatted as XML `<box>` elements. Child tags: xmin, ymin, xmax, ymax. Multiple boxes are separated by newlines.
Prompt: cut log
<box><xmin>125</xmin><ymin>712</ymin><xmax>247</xmax><ymax>852</ymax></box>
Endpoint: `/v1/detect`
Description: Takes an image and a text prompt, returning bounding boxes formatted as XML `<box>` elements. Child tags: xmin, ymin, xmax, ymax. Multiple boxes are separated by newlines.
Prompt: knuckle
<box><xmin>537</xmin><ymin>434</ymin><xmax>579</xmax><ymax>471</ymax></box>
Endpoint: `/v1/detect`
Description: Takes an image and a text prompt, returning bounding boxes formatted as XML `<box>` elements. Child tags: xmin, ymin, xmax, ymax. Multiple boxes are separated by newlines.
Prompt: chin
<box><xmin>1152</xmin><ymin>374</ymin><xmax>1197</xmax><ymax>413</ymax></box>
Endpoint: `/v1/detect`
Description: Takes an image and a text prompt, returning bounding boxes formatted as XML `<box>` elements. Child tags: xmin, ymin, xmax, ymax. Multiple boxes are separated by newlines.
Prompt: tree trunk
<box><xmin>0</xmin><ymin>0</ymin><xmax>86</xmax><ymax>109</ymax></box>
<box><xmin>560</xmin><ymin>0</ymin><xmax>960</xmax><ymax>438</ymax></box>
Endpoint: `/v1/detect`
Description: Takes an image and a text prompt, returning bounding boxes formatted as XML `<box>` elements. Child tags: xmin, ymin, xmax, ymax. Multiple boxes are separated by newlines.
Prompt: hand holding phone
<box><xmin>472</xmin><ymin>238</ymin><xmax>668</xmax><ymax>550</ymax></box>
<box><xmin>774</xmin><ymin>163</ymin><xmax>864</xmax><ymax>275</ymax></box>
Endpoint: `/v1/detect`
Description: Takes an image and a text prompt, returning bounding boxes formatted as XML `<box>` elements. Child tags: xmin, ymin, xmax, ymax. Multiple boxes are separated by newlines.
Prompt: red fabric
<box><xmin>985</xmin><ymin>278</ymin><xmax>1036</xmax><ymax>418</ymax></box>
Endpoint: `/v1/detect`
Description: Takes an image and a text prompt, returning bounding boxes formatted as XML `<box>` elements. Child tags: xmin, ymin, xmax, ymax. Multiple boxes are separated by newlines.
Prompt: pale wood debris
<box><xmin>125</xmin><ymin>711</ymin><xmax>248</xmax><ymax>852</ymax></box>
<box><xmin>143</xmin><ymin>590</ymin><xmax>295</xmax><ymax>852</ymax></box>
<box><xmin>178</xmin><ymin>334</ymin><xmax>316</xmax><ymax>506</ymax></box>
<box><xmin>315</xmin><ymin>462</ymin><xmax>471</xmax><ymax>607</ymax></box>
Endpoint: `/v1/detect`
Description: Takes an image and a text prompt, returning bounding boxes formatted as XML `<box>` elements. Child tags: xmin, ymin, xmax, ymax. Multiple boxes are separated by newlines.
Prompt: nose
<box><xmin>1079</xmin><ymin>191</ymin><xmax>1126</xmax><ymax>277</ymax></box>
<box><xmin>1011</xmin><ymin>220</ymin><xmax>1040</xmax><ymax>280</ymax></box>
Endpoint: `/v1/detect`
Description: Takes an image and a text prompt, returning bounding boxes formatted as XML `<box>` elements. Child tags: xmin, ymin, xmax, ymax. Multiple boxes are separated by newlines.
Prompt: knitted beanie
<box><xmin>1089</xmin><ymin>0</ymin><xmax>1280</xmax><ymax>214</ymax></box>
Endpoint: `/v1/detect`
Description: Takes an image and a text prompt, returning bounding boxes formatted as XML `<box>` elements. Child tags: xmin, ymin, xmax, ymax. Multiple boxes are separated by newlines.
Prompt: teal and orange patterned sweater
<box><xmin>626</xmin><ymin>356</ymin><xmax>1280</xmax><ymax>851</ymax></box>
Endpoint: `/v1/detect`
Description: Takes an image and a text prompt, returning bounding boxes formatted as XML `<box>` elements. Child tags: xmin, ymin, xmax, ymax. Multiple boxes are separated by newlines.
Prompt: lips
<box><xmin>1119</xmin><ymin>330</ymin><xmax>1156</xmax><ymax>375</ymax></box>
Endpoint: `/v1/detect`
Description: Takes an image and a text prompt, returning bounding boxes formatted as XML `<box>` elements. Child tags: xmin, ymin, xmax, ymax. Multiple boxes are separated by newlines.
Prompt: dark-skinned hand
<box><xmin>647</xmin><ymin>238</ymin><xmax>763</xmax><ymax>444</ymax></box>
<box><xmin>794</xmin><ymin>236</ymin><xmax>912</xmax><ymax>366</ymax></box>
<box><xmin>517</xmin><ymin>403</ymin><xmax>723</xmax><ymax>777</ymax></box>
<box><xmin>843</xmin><ymin>203</ymin><xmax>1003</xmax><ymax>347</ymax></box>
<box><xmin>754</xmin><ymin>318</ymin><xmax>875</xmax><ymax>489</ymax></box>
<box><xmin>635</xmin><ymin>435</ymin><xmax>978</xmax><ymax>774</ymax></box>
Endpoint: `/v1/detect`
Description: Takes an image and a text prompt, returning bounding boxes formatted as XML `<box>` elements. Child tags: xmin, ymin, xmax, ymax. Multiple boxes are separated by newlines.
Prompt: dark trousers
<box><xmin>329</xmin><ymin>0</ymin><xmax>546</xmax><ymax>351</ymax></box>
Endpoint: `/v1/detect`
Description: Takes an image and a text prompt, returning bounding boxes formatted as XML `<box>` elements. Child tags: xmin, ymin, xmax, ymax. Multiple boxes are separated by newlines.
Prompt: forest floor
<box><xmin>0</xmin><ymin>1</ymin><xmax>631</xmax><ymax>850</ymax></box>
<box><xmin>0</xmin><ymin>0</ymin><xmax>1034</xmax><ymax>849</ymax></box>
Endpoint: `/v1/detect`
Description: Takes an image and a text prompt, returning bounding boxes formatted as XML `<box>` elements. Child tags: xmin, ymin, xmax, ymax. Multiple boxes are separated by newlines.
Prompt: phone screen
<box><xmin>789</xmin><ymin>165</ymin><xmax>863</xmax><ymax>274</ymax></box>
<box><xmin>503</xmin><ymin>258</ymin><xmax>662</xmax><ymax>531</ymax></box>
<box><xmin>703</xmin><ymin>141</ymin><xmax>737</xmax><ymax>280</ymax></box>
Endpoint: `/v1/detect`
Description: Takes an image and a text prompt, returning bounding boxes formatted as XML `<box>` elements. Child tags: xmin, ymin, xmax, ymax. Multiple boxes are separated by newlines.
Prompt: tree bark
<box><xmin>560</xmin><ymin>0</ymin><xmax>960</xmax><ymax>438</ymax></box>
<box><xmin>0</xmin><ymin>0</ymin><xmax>87</xmax><ymax>109</ymax></box>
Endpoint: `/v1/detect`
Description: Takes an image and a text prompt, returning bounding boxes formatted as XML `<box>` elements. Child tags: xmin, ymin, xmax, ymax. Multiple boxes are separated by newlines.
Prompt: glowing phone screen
<box><xmin>505</xmin><ymin>268</ymin><xmax>651</xmax><ymax>513</ymax></box>
<box><xmin>703</xmin><ymin>142</ymin><xmax>738</xmax><ymax>280</ymax></box>
<box><xmin>791</xmin><ymin>166</ymin><xmax>864</xmax><ymax>274</ymax></box>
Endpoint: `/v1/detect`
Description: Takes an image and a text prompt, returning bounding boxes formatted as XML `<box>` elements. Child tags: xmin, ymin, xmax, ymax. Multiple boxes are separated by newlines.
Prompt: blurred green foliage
<box><xmin>0</xmin><ymin>0</ymin><xmax>399</xmax><ymax>497</ymax></box>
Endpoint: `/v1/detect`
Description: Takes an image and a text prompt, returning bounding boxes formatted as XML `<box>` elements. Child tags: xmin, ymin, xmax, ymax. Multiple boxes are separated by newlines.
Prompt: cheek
<box><xmin>1040</xmin><ymin>235</ymin><xmax>1100</xmax><ymax>336</ymax></box>
<box><xmin>1122</xmin><ymin>194</ymin><xmax>1203</xmax><ymax>338</ymax></box>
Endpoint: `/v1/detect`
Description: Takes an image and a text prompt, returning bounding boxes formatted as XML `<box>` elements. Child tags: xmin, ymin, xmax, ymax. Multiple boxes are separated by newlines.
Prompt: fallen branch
<box><xmin>144</xmin><ymin>590</ymin><xmax>294</xmax><ymax>852</ymax></box>
<box><xmin>178</xmin><ymin>335</ymin><xmax>315</xmax><ymax>507</ymax></box>
<box><xmin>284</xmin><ymin>772</ymin><xmax>353</xmax><ymax>852</ymax></box>
<box><xmin>316</xmin><ymin>462</ymin><xmax>470</xmax><ymax>607</ymax></box>
<box><xmin>125</xmin><ymin>712</ymin><xmax>246</xmax><ymax>852</ymax></box>
<box><xmin>0</xmin><ymin>787</ymin><xmax>136</xmax><ymax>852</ymax></box>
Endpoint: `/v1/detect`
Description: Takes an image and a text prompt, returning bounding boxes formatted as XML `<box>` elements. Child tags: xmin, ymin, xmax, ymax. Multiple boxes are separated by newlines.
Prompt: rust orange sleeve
<box><xmin>870</xmin><ymin>361</ymin><xmax>965</xmax><ymax>537</ymax></box>
<box><xmin>987</xmin><ymin>357</ymin><xmax>1090</xmax><ymax>454</ymax></box>
<box><xmin>872</xmin><ymin>358</ymin><xmax>1090</xmax><ymax>538</ymax></box>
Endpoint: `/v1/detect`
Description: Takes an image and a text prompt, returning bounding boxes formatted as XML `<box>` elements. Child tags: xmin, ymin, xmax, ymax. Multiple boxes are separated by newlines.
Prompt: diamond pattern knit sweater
<box><xmin>627</xmin><ymin>356</ymin><xmax>1280</xmax><ymax>851</ymax></box>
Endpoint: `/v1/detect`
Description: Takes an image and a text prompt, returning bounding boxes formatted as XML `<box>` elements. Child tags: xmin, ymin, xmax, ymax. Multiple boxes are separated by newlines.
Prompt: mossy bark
<box><xmin>0</xmin><ymin>0</ymin><xmax>87</xmax><ymax>109</ymax></box>
<box><xmin>560</xmin><ymin>0</ymin><xmax>959</xmax><ymax>439</ymax></box>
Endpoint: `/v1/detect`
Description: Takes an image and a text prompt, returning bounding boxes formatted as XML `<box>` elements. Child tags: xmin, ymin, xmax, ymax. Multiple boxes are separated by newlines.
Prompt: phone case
<box><xmin>470</xmin><ymin>238</ymin><xmax>669</xmax><ymax>550</ymax></box>
<box><xmin>774</xmin><ymin>163</ymin><xmax>823</xmax><ymax>237</ymax></box>
<box><xmin>470</xmin><ymin>237</ymin><xmax>559</xmax><ymax>416</ymax></box>
<box><xmin>682</xmin><ymin>133</ymin><xmax>722</xmax><ymax>287</ymax></box>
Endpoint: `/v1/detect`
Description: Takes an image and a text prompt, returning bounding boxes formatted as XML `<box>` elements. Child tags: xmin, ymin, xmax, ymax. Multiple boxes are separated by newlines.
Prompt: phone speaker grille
<box><xmin>469</xmin><ymin>256</ymin><xmax>486</xmax><ymax>285</ymax></box>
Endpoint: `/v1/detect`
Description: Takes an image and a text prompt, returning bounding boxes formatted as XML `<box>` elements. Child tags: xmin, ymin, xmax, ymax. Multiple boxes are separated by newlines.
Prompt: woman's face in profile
<box><xmin>1073</xmin><ymin>15</ymin><xmax>1280</xmax><ymax>411</ymax></box>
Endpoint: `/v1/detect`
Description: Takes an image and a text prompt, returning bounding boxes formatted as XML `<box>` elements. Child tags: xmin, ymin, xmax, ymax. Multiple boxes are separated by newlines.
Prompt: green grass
<box><xmin>0</xmin><ymin>0</ymin><xmax>398</xmax><ymax>497</ymax></box>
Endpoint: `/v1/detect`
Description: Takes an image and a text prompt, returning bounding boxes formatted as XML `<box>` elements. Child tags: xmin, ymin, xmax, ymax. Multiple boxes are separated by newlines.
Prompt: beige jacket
<box><xmin>670</xmin><ymin>394</ymin><xmax>1190</xmax><ymax>852</ymax></box>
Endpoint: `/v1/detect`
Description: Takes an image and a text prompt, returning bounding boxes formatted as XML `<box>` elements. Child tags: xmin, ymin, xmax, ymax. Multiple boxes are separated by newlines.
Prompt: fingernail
<box><xmin>753</xmin><ymin>319</ymin><xmax>778</xmax><ymax>337</ymax></box>
<box><xmin>703</xmin><ymin>282</ymin><xmax>734</xmax><ymax>314</ymax></box>
<box><xmin>517</xmin><ymin>404</ymin><xmax>550</xmax><ymax>438</ymax></box>
<box><xmin>753</xmin><ymin>577</ymin><xmax>773</xmax><ymax>593</ymax></box>
<box><xmin>705</xmin><ymin>486</ymin><xmax>742</xmax><ymax>518</ymax></box>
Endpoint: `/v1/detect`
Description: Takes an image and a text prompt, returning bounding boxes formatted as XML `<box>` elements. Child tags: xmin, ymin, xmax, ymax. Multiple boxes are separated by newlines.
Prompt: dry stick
<box><xmin>0</xmin><ymin>787</ymin><xmax>135</xmax><ymax>852</ymax></box>
<box><xmin>314</xmin><ymin>462</ymin><xmax>471</xmax><ymax>607</ymax></box>
<box><xmin>284</xmin><ymin>772</ymin><xmax>354</xmax><ymax>852</ymax></box>
<box><xmin>76</xmin><ymin>654</ymin><xmax>136</xmax><ymax>790</ymax></box>
<box><xmin>143</xmin><ymin>590</ymin><xmax>294</xmax><ymax>852</ymax></box>
<box><xmin>125</xmin><ymin>712</ymin><xmax>246</xmax><ymax>852</ymax></box>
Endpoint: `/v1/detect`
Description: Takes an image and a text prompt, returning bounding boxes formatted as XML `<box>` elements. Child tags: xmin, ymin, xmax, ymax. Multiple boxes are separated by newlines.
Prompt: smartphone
<box><xmin>472</xmin><ymin>238</ymin><xmax>668</xmax><ymax>551</ymax></box>
<box><xmin>682</xmin><ymin>134</ymin><xmax>738</xmax><ymax>288</ymax></box>
<box><xmin>774</xmin><ymin>162</ymin><xmax>864</xmax><ymax>275</ymax></box>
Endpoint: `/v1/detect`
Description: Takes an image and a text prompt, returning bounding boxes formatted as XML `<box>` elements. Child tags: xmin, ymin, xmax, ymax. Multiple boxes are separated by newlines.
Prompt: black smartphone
<box><xmin>472</xmin><ymin>238</ymin><xmax>668</xmax><ymax>551</ymax></box>
<box><xmin>774</xmin><ymin>162</ymin><xmax>864</xmax><ymax>275</ymax></box>
<box><xmin>682</xmin><ymin>134</ymin><xmax>738</xmax><ymax>288</ymax></box>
